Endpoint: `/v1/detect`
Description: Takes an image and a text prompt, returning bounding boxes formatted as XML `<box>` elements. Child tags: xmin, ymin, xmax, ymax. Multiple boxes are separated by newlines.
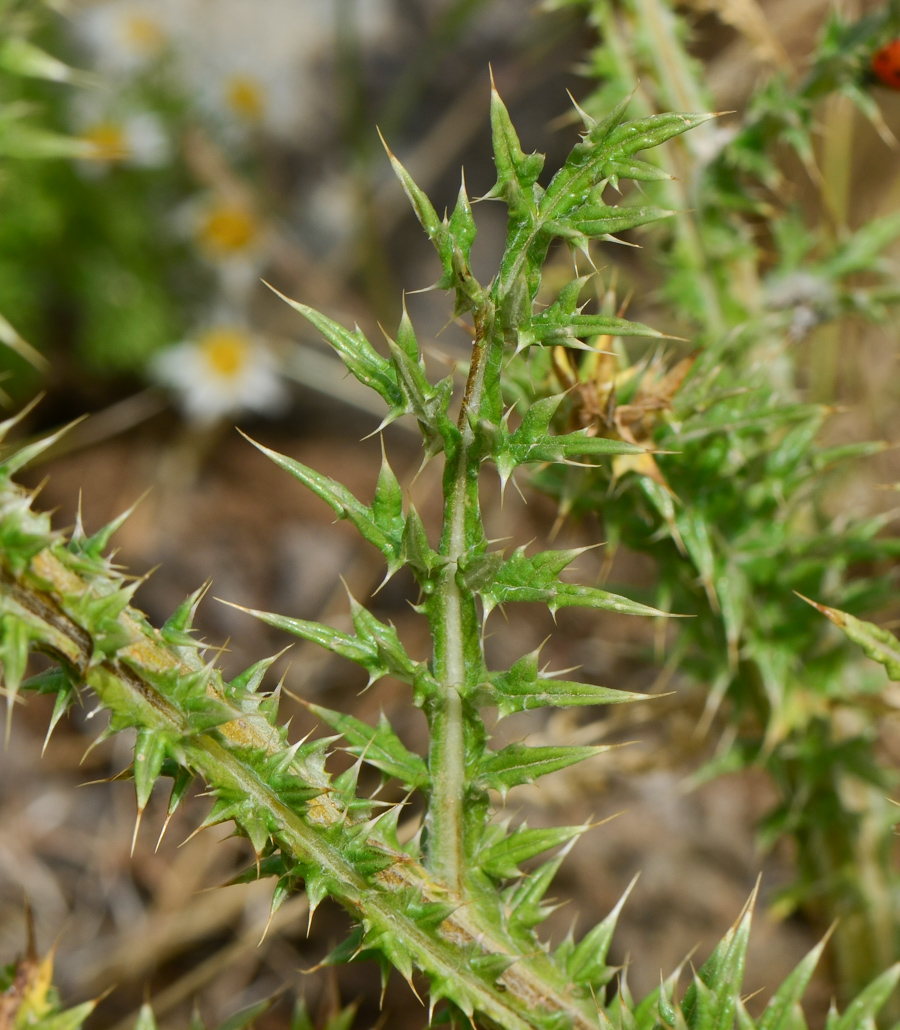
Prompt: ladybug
<box><xmin>872</xmin><ymin>39</ymin><xmax>900</xmax><ymax>89</ymax></box>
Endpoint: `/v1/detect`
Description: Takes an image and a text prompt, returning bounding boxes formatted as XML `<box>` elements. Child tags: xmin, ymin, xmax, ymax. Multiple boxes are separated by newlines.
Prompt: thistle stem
<box><xmin>596</xmin><ymin>0</ymin><xmax>729</xmax><ymax>339</ymax></box>
<box><xmin>2</xmin><ymin>528</ymin><xmax>602</xmax><ymax>1030</ymax></box>
<box><xmin>428</xmin><ymin>317</ymin><xmax>493</xmax><ymax>893</ymax></box>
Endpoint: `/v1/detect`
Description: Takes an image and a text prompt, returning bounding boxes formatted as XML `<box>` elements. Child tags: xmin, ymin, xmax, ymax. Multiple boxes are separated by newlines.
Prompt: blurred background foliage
<box><xmin>2</xmin><ymin>2</ymin><xmax>900</xmax><ymax>1030</ymax></box>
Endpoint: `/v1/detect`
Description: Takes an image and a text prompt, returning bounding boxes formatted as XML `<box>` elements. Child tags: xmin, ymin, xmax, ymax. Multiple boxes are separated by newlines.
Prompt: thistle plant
<box><xmin>516</xmin><ymin>0</ymin><xmax>900</xmax><ymax>1001</ymax></box>
<box><xmin>3</xmin><ymin>72</ymin><xmax>900</xmax><ymax>1030</ymax></box>
<box><xmin>1</xmin><ymin>920</ymin><xmax>333</xmax><ymax>1030</ymax></box>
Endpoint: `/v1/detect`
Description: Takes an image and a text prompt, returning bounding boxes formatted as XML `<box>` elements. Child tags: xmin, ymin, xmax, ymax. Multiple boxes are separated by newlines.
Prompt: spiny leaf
<box><xmin>518</xmin><ymin>313</ymin><xmax>670</xmax><ymax>352</ymax></box>
<box><xmin>0</xmin><ymin>36</ymin><xmax>96</xmax><ymax>85</ymax></box>
<box><xmin>400</xmin><ymin>505</ymin><xmax>445</xmax><ymax>581</ymax></box>
<box><xmin>243</xmin><ymin>437</ymin><xmax>402</xmax><ymax>572</ymax></box>
<box><xmin>267</xmin><ymin>285</ymin><xmax>403</xmax><ymax>412</ymax></box>
<box><xmin>478</xmin><ymin>823</ymin><xmax>584</xmax><ymax>880</ymax></box>
<box><xmin>683</xmin><ymin>891</ymin><xmax>755</xmax><ymax>1029</ymax></box>
<box><xmin>477</xmin><ymin>545</ymin><xmax>670</xmax><ymax>618</ymax></box>
<box><xmin>37</xmin><ymin>1001</ymin><xmax>99</xmax><ymax>1030</ymax></box>
<box><xmin>372</xmin><ymin>447</ymin><xmax>404</xmax><ymax>543</ymax></box>
<box><xmin>487</xmin><ymin>79</ymin><xmax>545</xmax><ymax>218</ymax></box>
<box><xmin>228</xmin><ymin>652</ymin><xmax>282</xmax><ymax>697</ymax></box>
<box><xmin>348</xmin><ymin>593</ymin><xmax>422</xmax><ymax>684</ymax></box>
<box><xmin>1</xmin><ymin>612</ymin><xmax>31</xmax><ymax>737</ymax></box>
<box><xmin>798</xmin><ymin>596</ymin><xmax>900</xmax><ymax>680</ymax></box>
<box><xmin>605</xmin><ymin>157</ymin><xmax>674</xmax><ymax>184</ymax></box>
<box><xmin>404</xmin><ymin>896</ymin><xmax>458</xmax><ymax>932</ymax></box>
<box><xmin>492</xmin><ymin>394</ymin><xmax>642</xmax><ymax>483</ymax></box>
<box><xmin>161</xmin><ymin>582</ymin><xmax>210</xmax><ymax>648</ymax></box>
<box><xmin>68</xmin><ymin>494</ymin><xmax>147</xmax><ymax>567</ymax></box>
<box><xmin>488</xmin><ymin>649</ymin><xmax>645</xmax><ymax>717</ymax></box>
<box><xmin>505</xmin><ymin>842</ymin><xmax>574</xmax><ymax>931</ymax></box>
<box><xmin>126</xmin><ymin>662</ymin><xmax>234</xmax><ymax>733</ymax></box>
<box><xmin>307</xmin><ymin>702</ymin><xmax>429</xmax><ymax>789</ymax></box>
<box><xmin>230</xmin><ymin>604</ymin><xmax>378</xmax><ymax>668</ymax></box>
<box><xmin>62</xmin><ymin>578</ymin><xmax>141</xmax><ymax>658</ymax></box>
<box><xmin>381</xmin><ymin>138</ymin><xmax>483</xmax><ymax>311</ymax></box>
<box><xmin>474</xmin><ymin>742</ymin><xmax>611</xmax><ymax>796</ymax></box>
<box><xmin>825</xmin><ymin>963</ymin><xmax>900</xmax><ymax>1030</ymax></box>
<box><xmin>0</xmin><ymin>117</ymin><xmax>96</xmax><ymax>160</ymax></box>
<box><xmin>0</xmin><ymin>420</ymin><xmax>82</xmax><ymax>480</ymax></box>
<box><xmin>757</xmin><ymin>930</ymin><xmax>832</xmax><ymax>1030</ymax></box>
<box><xmin>567</xmin><ymin>873</ymin><xmax>639</xmax><ymax>986</ymax></box>
<box><xmin>380</xmin><ymin>132</ymin><xmax>445</xmax><ymax>244</ymax></box>
<box><xmin>201</xmin><ymin>791</ymin><xmax>278</xmax><ymax>855</ymax></box>
<box><xmin>541</xmin><ymin>107</ymin><xmax>716</xmax><ymax>220</ymax></box>
<box><xmin>133</xmin><ymin>727</ymin><xmax>170</xmax><ymax>812</ymax></box>
<box><xmin>132</xmin><ymin>1004</ymin><xmax>158</xmax><ymax>1030</ymax></box>
<box><xmin>384</xmin><ymin>333</ymin><xmax>454</xmax><ymax>443</ymax></box>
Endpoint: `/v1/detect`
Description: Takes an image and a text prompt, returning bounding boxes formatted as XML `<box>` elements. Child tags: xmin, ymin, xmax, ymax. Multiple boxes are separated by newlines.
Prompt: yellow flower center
<box><xmin>122</xmin><ymin>14</ymin><xmax>165</xmax><ymax>55</ymax></box>
<box><xmin>198</xmin><ymin>203</ymin><xmax>259</xmax><ymax>255</ymax></box>
<box><xmin>199</xmin><ymin>329</ymin><xmax>251</xmax><ymax>380</ymax></box>
<box><xmin>82</xmin><ymin>122</ymin><xmax>129</xmax><ymax>162</ymax></box>
<box><xmin>225</xmin><ymin>75</ymin><xmax>266</xmax><ymax>123</ymax></box>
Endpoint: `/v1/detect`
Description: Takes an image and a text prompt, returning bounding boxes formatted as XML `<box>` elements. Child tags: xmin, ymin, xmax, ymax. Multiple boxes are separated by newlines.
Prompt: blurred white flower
<box><xmin>74</xmin><ymin>1</ymin><xmax>168</xmax><ymax>76</ymax></box>
<box><xmin>75</xmin><ymin>0</ymin><xmax>394</xmax><ymax>141</ymax></box>
<box><xmin>77</xmin><ymin>110</ymin><xmax>170</xmax><ymax>168</ymax></box>
<box><xmin>169</xmin><ymin>0</ymin><xmax>390</xmax><ymax>141</ymax></box>
<box><xmin>177</xmin><ymin>193</ymin><xmax>270</xmax><ymax>300</ymax></box>
<box><xmin>151</xmin><ymin>326</ymin><xmax>288</xmax><ymax>424</ymax></box>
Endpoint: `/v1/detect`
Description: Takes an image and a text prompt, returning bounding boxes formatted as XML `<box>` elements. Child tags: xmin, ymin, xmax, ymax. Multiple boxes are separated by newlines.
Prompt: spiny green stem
<box><xmin>429</xmin><ymin>312</ymin><xmax>494</xmax><ymax>893</ymax></box>
<box><xmin>2</xmin><ymin>531</ymin><xmax>604</xmax><ymax>1030</ymax></box>
<box><xmin>595</xmin><ymin>0</ymin><xmax>729</xmax><ymax>339</ymax></box>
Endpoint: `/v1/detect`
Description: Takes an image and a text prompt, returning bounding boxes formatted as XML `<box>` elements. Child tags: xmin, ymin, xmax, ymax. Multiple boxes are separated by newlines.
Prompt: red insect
<box><xmin>872</xmin><ymin>39</ymin><xmax>900</xmax><ymax>89</ymax></box>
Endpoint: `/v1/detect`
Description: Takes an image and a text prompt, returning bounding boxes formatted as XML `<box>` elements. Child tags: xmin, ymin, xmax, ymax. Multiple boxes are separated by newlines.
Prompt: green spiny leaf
<box><xmin>487</xmin><ymin>80</ymin><xmax>545</xmax><ymax>218</ymax></box>
<box><xmin>567</xmin><ymin>873</ymin><xmax>639</xmax><ymax>986</ymax></box>
<box><xmin>0</xmin><ymin>421</ymin><xmax>82</xmax><ymax>481</ymax></box>
<box><xmin>518</xmin><ymin>312</ymin><xmax>670</xmax><ymax>352</ymax></box>
<box><xmin>478</xmin><ymin>822</ymin><xmax>584</xmax><ymax>879</ymax></box>
<box><xmin>243</xmin><ymin>437</ymin><xmax>402</xmax><ymax>573</ymax></box>
<box><xmin>384</xmin><ymin>333</ymin><xmax>454</xmax><ymax>444</ymax></box>
<box><xmin>1</xmin><ymin>612</ymin><xmax>31</xmax><ymax>736</ymax></box>
<box><xmin>347</xmin><ymin>594</ymin><xmax>419</xmax><ymax>680</ymax></box>
<box><xmin>228</xmin><ymin>652</ymin><xmax>281</xmax><ymax>697</ymax></box>
<box><xmin>400</xmin><ymin>505</ymin><xmax>445</xmax><ymax>581</ymax></box>
<box><xmin>826</xmin><ymin>963</ymin><xmax>900</xmax><ymax>1030</ymax></box>
<box><xmin>488</xmin><ymin>648</ymin><xmax>645</xmax><ymax>717</ymax></box>
<box><xmin>799</xmin><ymin>596</ymin><xmax>900</xmax><ymax>680</ymax></box>
<box><xmin>36</xmin><ymin>1002</ymin><xmax>99</xmax><ymax>1030</ymax></box>
<box><xmin>268</xmin><ymin>286</ymin><xmax>403</xmax><ymax>412</ymax></box>
<box><xmin>683</xmin><ymin>892</ymin><xmax>754</xmax><ymax>1030</ymax></box>
<box><xmin>231</xmin><ymin>604</ymin><xmax>379</xmax><ymax>671</ymax></box>
<box><xmin>132</xmin><ymin>1004</ymin><xmax>158</xmax><ymax>1030</ymax></box>
<box><xmin>380</xmin><ymin>133</ymin><xmax>445</xmax><ymax>245</ymax></box>
<box><xmin>478</xmin><ymin>544</ymin><xmax>669</xmax><ymax>618</ymax></box>
<box><xmin>474</xmin><ymin>742</ymin><xmax>610</xmax><ymax>796</ymax></box>
<box><xmin>307</xmin><ymin>702</ymin><xmax>429</xmax><ymax>789</ymax></box>
<box><xmin>757</xmin><ymin>931</ymin><xmax>831</xmax><ymax>1030</ymax></box>
<box><xmin>372</xmin><ymin>446</ymin><xmax>404</xmax><ymax>543</ymax></box>
<box><xmin>505</xmin><ymin>842</ymin><xmax>572</xmax><ymax>931</ymax></box>
<box><xmin>134</xmin><ymin>727</ymin><xmax>170</xmax><ymax>812</ymax></box>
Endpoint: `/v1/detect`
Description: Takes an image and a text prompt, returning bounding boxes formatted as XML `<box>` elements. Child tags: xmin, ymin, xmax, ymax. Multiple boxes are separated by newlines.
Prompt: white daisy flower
<box><xmin>77</xmin><ymin>110</ymin><xmax>170</xmax><ymax>169</ymax></box>
<box><xmin>177</xmin><ymin>192</ymin><xmax>271</xmax><ymax>301</ymax></box>
<box><xmin>73</xmin><ymin>1</ymin><xmax>168</xmax><ymax>77</ymax></box>
<box><xmin>163</xmin><ymin>0</ymin><xmax>390</xmax><ymax>141</ymax></box>
<box><xmin>151</xmin><ymin>326</ymin><xmax>288</xmax><ymax>424</ymax></box>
